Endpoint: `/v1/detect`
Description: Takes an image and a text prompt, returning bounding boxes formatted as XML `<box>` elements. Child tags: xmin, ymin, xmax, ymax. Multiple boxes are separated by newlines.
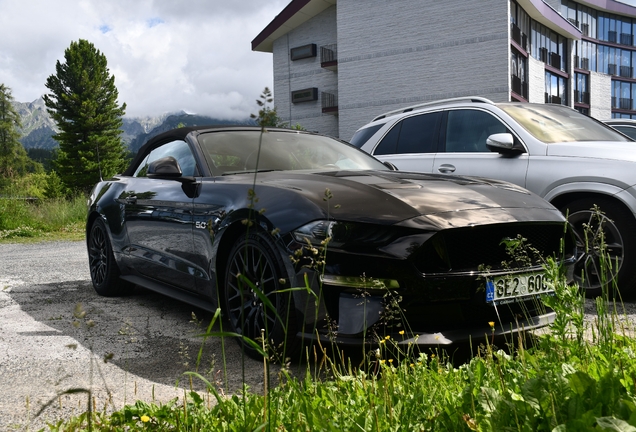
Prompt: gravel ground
<box><xmin>2</xmin><ymin>241</ymin><xmax>636</xmax><ymax>430</ymax></box>
<box><xmin>0</xmin><ymin>241</ymin><xmax>264</xmax><ymax>431</ymax></box>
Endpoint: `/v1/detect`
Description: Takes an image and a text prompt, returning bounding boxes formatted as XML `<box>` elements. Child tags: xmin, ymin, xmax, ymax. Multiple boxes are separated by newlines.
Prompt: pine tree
<box><xmin>0</xmin><ymin>83</ymin><xmax>35</xmax><ymax>180</ymax></box>
<box><xmin>44</xmin><ymin>39</ymin><xmax>127</xmax><ymax>193</ymax></box>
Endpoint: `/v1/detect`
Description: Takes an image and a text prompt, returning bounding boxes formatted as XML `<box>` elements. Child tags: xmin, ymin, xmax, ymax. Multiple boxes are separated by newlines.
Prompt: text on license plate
<box><xmin>486</xmin><ymin>273</ymin><xmax>551</xmax><ymax>305</ymax></box>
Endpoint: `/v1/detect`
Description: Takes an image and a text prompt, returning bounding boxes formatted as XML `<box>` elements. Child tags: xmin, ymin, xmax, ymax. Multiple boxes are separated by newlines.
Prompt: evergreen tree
<box><xmin>44</xmin><ymin>39</ymin><xmax>127</xmax><ymax>193</ymax></box>
<box><xmin>251</xmin><ymin>87</ymin><xmax>288</xmax><ymax>128</ymax></box>
<box><xmin>0</xmin><ymin>83</ymin><xmax>37</xmax><ymax>179</ymax></box>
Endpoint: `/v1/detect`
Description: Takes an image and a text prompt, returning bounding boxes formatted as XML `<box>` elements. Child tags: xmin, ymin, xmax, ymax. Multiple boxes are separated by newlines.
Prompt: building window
<box><xmin>574</xmin><ymin>72</ymin><xmax>590</xmax><ymax>105</ymax></box>
<box><xmin>611</xmin><ymin>80</ymin><xmax>635</xmax><ymax>111</ymax></box>
<box><xmin>545</xmin><ymin>71</ymin><xmax>568</xmax><ymax>105</ymax></box>
<box><xmin>511</xmin><ymin>49</ymin><xmax>528</xmax><ymax>99</ymax></box>
<box><xmin>290</xmin><ymin>44</ymin><xmax>317</xmax><ymax>61</ymax></box>
<box><xmin>510</xmin><ymin>1</ymin><xmax>530</xmax><ymax>51</ymax></box>
<box><xmin>531</xmin><ymin>21</ymin><xmax>568</xmax><ymax>71</ymax></box>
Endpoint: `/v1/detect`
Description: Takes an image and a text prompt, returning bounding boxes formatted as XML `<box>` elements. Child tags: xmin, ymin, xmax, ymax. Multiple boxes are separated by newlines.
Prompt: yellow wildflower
<box><xmin>488</xmin><ymin>321</ymin><xmax>495</xmax><ymax>329</ymax></box>
<box><xmin>141</xmin><ymin>415</ymin><xmax>150</xmax><ymax>423</ymax></box>
<box><xmin>388</xmin><ymin>359</ymin><xmax>394</xmax><ymax>363</ymax></box>
<box><xmin>385</xmin><ymin>335</ymin><xmax>391</xmax><ymax>340</ymax></box>
<box><xmin>399</xmin><ymin>330</ymin><xmax>405</xmax><ymax>335</ymax></box>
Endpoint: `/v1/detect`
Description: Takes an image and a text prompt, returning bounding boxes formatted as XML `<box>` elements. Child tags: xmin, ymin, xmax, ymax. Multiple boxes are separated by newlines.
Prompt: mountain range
<box><xmin>13</xmin><ymin>97</ymin><xmax>254</xmax><ymax>153</ymax></box>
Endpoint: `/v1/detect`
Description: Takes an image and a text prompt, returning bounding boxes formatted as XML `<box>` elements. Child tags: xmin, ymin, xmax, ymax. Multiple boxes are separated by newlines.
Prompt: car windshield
<box><xmin>198</xmin><ymin>130</ymin><xmax>389</xmax><ymax>175</ymax></box>
<box><xmin>499</xmin><ymin>103</ymin><xmax>630</xmax><ymax>143</ymax></box>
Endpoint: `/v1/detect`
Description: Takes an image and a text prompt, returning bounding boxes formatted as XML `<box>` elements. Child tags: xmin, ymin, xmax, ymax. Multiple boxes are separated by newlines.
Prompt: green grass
<box><xmin>43</xmin><ymin>259</ymin><xmax>636</xmax><ymax>431</ymax></box>
<box><xmin>0</xmin><ymin>196</ymin><xmax>86</xmax><ymax>242</ymax></box>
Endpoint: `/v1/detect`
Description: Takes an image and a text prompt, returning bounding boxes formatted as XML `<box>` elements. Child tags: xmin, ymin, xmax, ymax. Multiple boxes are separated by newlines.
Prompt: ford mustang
<box><xmin>87</xmin><ymin>126</ymin><xmax>575</xmax><ymax>358</ymax></box>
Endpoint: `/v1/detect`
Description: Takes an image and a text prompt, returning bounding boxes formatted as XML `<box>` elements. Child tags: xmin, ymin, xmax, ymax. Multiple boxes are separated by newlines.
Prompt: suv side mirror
<box><xmin>486</xmin><ymin>133</ymin><xmax>524</xmax><ymax>154</ymax></box>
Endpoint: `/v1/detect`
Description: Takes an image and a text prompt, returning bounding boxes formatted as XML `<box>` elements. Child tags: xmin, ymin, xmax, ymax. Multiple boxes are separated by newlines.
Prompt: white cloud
<box><xmin>0</xmin><ymin>0</ymin><xmax>288</xmax><ymax>120</ymax></box>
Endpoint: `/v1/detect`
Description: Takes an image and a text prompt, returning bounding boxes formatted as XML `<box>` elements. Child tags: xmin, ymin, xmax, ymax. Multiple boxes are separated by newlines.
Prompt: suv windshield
<box><xmin>499</xmin><ymin>103</ymin><xmax>630</xmax><ymax>143</ymax></box>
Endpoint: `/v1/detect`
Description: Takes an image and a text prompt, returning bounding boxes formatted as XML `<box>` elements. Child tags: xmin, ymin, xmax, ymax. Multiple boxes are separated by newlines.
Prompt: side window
<box><xmin>134</xmin><ymin>140</ymin><xmax>198</xmax><ymax>177</ymax></box>
<box><xmin>374</xmin><ymin>112</ymin><xmax>441</xmax><ymax>155</ymax></box>
<box><xmin>445</xmin><ymin>110</ymin><xmax>510</xmax><ymax>153</ymax></box>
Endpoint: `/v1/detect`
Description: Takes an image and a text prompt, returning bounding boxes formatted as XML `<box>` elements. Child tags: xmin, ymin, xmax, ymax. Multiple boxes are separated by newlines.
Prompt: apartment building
<box><xmin>252</xmin><ymin>0</ymin><xmax>636</xmax><ymax>140</ymax></box>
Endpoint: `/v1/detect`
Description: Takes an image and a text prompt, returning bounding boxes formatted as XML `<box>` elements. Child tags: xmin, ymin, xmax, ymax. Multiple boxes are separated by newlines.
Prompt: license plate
<box><xmin>485</xmin><ymin>272</ymin><xmax>552</xmax><ymax>305</ymax></box>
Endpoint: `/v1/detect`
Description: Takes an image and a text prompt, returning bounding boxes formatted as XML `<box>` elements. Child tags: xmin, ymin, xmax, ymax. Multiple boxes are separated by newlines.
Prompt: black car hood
<box><xmin>255</xmin><ymin>170</ymin><xmax>563</xmax><ymax>227</ymax></box>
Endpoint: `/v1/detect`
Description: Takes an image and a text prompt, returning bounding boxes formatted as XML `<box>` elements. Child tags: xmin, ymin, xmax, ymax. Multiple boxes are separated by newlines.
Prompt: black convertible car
<box><xmin>87</xmin><ymin>126</ymin><xmax>575</xmax><ymax>358</ymax></box>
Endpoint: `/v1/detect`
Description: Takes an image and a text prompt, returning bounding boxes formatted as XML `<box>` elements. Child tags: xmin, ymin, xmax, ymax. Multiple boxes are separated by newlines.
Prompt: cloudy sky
<box><xmin>0</xmin><ymin>0</ymin><xmax>288</xmax><ymax>120</ymax></box>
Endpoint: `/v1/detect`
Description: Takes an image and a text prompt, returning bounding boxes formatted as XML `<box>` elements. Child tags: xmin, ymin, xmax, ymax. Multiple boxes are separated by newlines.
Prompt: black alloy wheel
<box><xmin>562</xmin><ymin>198</ymin><xmax>636</xmax><ymax>298</ymax></box>
<box><xmin>224</xmin><ymin>231</ymin><xmax>296</xmax><ymax>359</ymax></box>
<box><xmin>88</xmin><ymin>218</ymin><xmax>134</xmax><ymax>296</ymax></box>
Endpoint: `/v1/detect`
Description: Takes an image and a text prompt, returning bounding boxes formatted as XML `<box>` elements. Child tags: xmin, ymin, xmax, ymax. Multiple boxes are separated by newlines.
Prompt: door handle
<box><xmin>437</xmin><ymin>164</ymin><xmax>456</xmax><ymax>173</ymax></box>
<box><xmin>125</xmin><ymin>196</ymin><xmax>137</xmax><ymax>204</ymax></box>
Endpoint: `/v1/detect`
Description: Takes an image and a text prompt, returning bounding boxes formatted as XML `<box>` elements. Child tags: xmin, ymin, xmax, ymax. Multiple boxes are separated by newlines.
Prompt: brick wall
<box><xmin>589</xmin><ymin>71</ymin><xmax>612</xmax><ymax>120</ymax></box>
<box><xmin>272</xmin><ymin>5</ymin><xmax>339</xmax><ymax>136</ymax></box>
<box><xmin>336</xmin><ymin>0</ymin><xmax>511</xmax><ymax>139</ymax></box>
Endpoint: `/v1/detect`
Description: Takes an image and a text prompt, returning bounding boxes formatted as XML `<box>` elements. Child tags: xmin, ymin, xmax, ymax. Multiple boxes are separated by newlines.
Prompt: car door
<box><xmin>372</xmin><ymin>111</ymin><xmax>441</xmax><ymax>172</ymax></box>
<box><xmin>431</xmin><ymin>109</ymin><xmax>529</xmax><ymax>187</ymax></box>
<box><xmin>122</xmin><ymin>139</ymin><xmax>201</xmax><ymax>292</ymax></box>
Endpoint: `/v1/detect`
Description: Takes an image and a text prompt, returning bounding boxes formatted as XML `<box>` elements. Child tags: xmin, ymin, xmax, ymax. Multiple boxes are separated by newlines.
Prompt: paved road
<box><xmin>0</xmin><ymin>241</ymin><xmax>263</xmax><ymax>431</ymax></box>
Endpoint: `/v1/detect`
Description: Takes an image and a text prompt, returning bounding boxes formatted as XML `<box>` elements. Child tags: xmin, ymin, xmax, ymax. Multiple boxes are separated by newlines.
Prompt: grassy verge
<box><xmin>0</xmin><ymin>196</ymin><xmax>86</xmax><ymax>243</ymax></box>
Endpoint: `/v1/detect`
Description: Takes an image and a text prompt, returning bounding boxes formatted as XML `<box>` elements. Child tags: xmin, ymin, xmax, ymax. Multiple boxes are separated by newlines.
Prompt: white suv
<box><xmin>352</xmin><ymin>97</ymin><xmax>636</xmax><ymax>297</ymax></box>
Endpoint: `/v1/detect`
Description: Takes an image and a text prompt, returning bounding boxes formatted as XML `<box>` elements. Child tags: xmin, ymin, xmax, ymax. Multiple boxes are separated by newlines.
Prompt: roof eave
<box><xmin>252</xmin><ymin>0</ymin><xmax>336</xmax><ymax>53</ymax></box>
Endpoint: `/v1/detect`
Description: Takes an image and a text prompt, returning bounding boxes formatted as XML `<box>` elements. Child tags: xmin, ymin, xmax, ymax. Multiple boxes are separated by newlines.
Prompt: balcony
<box><xmin>609</xmin><ymin>31</ymin><xmax>618</xmax><ymax>43</ymax></box>
<box><xmin>620</xmin><ymin>66</ymin><xmax>633</xmax><ymax>78</ymax></box>
<box><xmin>539</xmin><ymin>47</ymin><xmax>548</xmax><ymax>63</ymax></box>
<box><xmin>320</xmin><ymin>45</ymin><xmax>337</xmax><ymax>71</ymax></box>
<box><xmin>608</xmin><ymin>64</ymin><xmax>617</xmax><ymax>76</ymax></box>
<box><xmin>321</xmin><ymin>91</ymin><xmax>338</xmax><ymax>114</ymax></box>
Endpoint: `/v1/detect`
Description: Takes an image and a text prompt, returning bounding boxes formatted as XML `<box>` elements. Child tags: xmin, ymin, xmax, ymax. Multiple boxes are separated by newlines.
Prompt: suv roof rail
<box><xmin>371</xmin><ymin>96</ymin><xmax>495</xmax><ymax>122</ymax></box>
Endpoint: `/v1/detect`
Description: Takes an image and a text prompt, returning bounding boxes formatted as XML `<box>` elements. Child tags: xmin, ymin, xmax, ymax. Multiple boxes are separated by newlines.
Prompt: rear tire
<box><xmin>560</xmin><ymin>198</ymin><xmax>636</xmax><ymax>298</ymax></box>
<box><xmin>88</xmin><ymin>218</ymin><xmax>135</xmax><ymax>297</ymax></box>
<box><xmin>223</xmin><ymin>231</ymin><xmax>298</xmax><ymax>360</ymax></box>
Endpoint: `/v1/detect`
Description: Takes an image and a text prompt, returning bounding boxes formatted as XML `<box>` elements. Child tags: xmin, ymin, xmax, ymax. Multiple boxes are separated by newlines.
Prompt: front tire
<box><xmin>561</xmin><ymin>198</ymin><xmax>636</xmax><ymax>298</ymax></box>
<box><xmin>88</xmin><ymin>218</ymin><xmax>134</xmax><ymax>297</ymax></box>
<box><xmin>224</xmin><ymin>231</ymin><xmax>297</xmax><ymax>359</ymax></box>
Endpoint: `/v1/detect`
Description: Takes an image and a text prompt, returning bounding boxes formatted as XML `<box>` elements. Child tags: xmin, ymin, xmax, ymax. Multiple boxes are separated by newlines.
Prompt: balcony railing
<box><xmin>620</xmin><ymin>98</ymin><xmax>632</xmax><ymax>110</ymax></box>
<box><xmin>581</xmin><ymin>23</ymin><xmax>589</xmax><ymax>37</ymax></box>
<box><xmin>574</xmin><ymin>90</ymin><xmax>590</xmax><ymax>105</ymax></box>
<box><xmin>539</xmin><ymin>47</ymin><xmax>548</xmax><ymax>63</ymax></box>
<box><xmin>621</xmin><ymin>33</ymin><xmax>633</xmax><ymax>46</ymax></box>
<box><xmin>511</xmin><ymin>24</ymin><xmax>527</xmax><ymax>50</ymax></box>
<box><xmin>608</xmin><ymin>64</ymin><xmax>617</xmax><ymax>76</ymax></box>
<box><xmin>511</xmin><ymin>75</ymin><xmax>528</xmax><ymax>99</ymax></box>
<box><xmin>321</xmin><ymin>91</ymin><xmax>338</xmax><ymax>114</ymax></box>
<box><xmin>550</xmin><ymin>52</ymin><xmax>562</xmax><ymax>69</ymax></box>
<box><xmin>545</xmin><ymin>94</ymin><xmax>563</xmax><ymax>105</ymax></box>
<box><xmin>320</xmin><ymin>45</ymin><xmax>337</xmax><ymax>71</ymax></box>
<box><xmin>620</xmin><ymin>66</ymin><xmax>633</xmax><ymax>78</ymax></box>
<box><xmin>609</xmin><ymin>31</ymin><xmax>618</xmax><ymax>43</ymax></box>
<box><xmin>580</xmin><ymin>57</ymin><xmax>590</xmax><ymax>70</ymax></box>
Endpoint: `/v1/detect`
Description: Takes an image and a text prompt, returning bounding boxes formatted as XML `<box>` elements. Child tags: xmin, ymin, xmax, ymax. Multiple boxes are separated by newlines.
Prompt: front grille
<box><xmin>411</xmin><ymin>223</ymin><xmax>571</xmax><ymax>274</ymax></box>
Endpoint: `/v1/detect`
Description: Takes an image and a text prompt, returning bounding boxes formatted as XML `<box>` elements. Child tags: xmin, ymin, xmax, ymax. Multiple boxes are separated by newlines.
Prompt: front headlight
<box><xmin>292</xmin><ymin>220</ymin><xmax>398</xmax><ymax>249</ymax></box>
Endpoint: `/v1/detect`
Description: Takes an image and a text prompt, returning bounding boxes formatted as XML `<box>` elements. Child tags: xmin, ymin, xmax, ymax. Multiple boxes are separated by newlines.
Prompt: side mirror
<box><xmin>486</xmin><ymin>133</ymin><xmax>524</xmax><ymax>154</ymax></box>
<box><xmin>147</xmin><ymin>156</ymin><xmax>182</xmax><ymax>178</ymax></box>
<box><xmin>383</xmin><ymin>160</ymin><xmax>399</xmax><ymax>171</ymax></box>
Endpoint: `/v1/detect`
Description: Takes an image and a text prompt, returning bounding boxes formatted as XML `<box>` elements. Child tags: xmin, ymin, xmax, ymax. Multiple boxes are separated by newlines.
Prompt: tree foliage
<box><xmin>250</xmin><ymin>87</ymin><xmax>288</xmax><ymax>128</ymax></box>
<box><xmin>0</xmin><ymin>83</ymin><xmax>40</xmax><ymax>181</ymax></box>
<box><xmin>44</xmin><ymin>39</ymin><xmax>127</xmax><ymax>193</ymax></box>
